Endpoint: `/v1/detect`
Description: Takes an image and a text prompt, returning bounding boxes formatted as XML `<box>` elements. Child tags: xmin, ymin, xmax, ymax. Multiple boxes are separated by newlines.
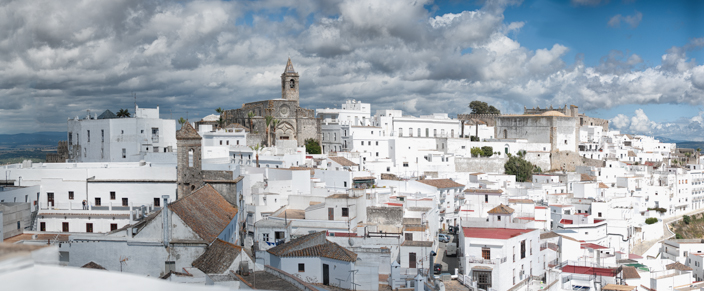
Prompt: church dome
<box><xmin>540</xmin><ymin>111</ymin><xmax>566</xmax><ymax>117</ymax></box>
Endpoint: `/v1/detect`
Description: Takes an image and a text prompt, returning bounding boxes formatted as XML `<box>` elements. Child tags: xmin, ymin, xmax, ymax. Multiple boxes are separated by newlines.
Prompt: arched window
<box><xmin>189</xmin><ymin>149</ymin><xmax>194</xmax><ymax>167</ymax></box>
<box><xmin>503</xmin><ymin>129</ymin><xmax>508</xmax><ymax>139</ymax></box>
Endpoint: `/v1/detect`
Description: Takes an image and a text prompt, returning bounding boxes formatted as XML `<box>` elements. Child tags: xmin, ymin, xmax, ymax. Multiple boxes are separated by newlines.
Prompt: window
<box><xmin>94</xmin><ymin>198</ymin><xmax>101</xmax><ymax>206</ymax></box>
<box><xmin>498</xmin><ymin>215</ymin><xmax>501</xmax><ymax>221</ymax></box>
<box><xmin>68</xmin><ymin>191</ymin><xmax>74</xmax><ymax>200</ymax></box>
<box><xmin>263</xmin><ymin>233</ymin><xmax>269</xmax><ymax>242</ymax></box>
<box><xmin>405</xmin><ymin>233</ymin><xmax>413</xmax><ymax>241</ymax></box>
<box><xmin>122</xmin><ymin>148</ymin><xmax>126</xmax><ymax>158</ymax></box>
<box><xmin>111</xmin><ymin>223</ymin><xmax>118</xmax><ymax>231</ymax></box>
<box><xmin>426</xmin><ymin>128</ymin><xmax>429</xmax><ymax>137</ymax></box>
<box><xmin>342</xmin><ymin>207</ymin><xmax>349</xmax><ymax>217</ymax></box>
<box><xmin>40</xmin><ymin>222</ymin><xmax>46</xmax><ymax>231</ymax></box>
<box><xmin>110</xmin><ymin>192</ymin><xmax>116</xmax><ymax>200</ymax></box>
<box><xmin>334</xmin><ymin>133</ymin><xmax>337</xmax><ymax>141</ymax></box>
<box><xmin>368</xmin><ymin>141</ymin><xmax>371</xmax><ymax>145</ymax></box>
<box><xmin>399</xmin><ymin>128</ymin><xmax>403</xmax><ymax>137</ymax></box>
<box><xmin>101</xmin><ymin>130</ymin><xmax>104</xmax><ymax>142</ymax></box>
<box><xmin>298</xmin><ymin>263</ymin><xmax>305</xmax><ymax>272</ymax></box>
<box><xmin>62</xmin><ymin>222</ymin><xmax>69</xmax><ymax>232</ymax></box>
<box><xmin>69</xmin><ymin>132</ymin><xmax>73</xmax><ymax>145</ymax></box>
<box><xmin>485</xmin><ymin>195</ymin><xmax>488</xmax><ymax>203</ymax></box>
<box><xmin>387</xmin><ymin>167</ymin><xmax>390</xmax><ymax>172</ymax></box>
<box><xmin>122</xmin><ymin>198</ymin><xmax>128</xmax><ymax>206</ymax></box>
<box><xmin>521</xmin><ymin>240</ymin><xmax>526</xmax><ymax>259</ymax></box>
<box><xmin>86</xmin><ymin>223</ymin><xmax>93</xmax><ymax>233</ymax></box>
<box><xmin>220</xmin><ymin>140</ymin><xmax>222</xmax><ymax>145</ymax></box>
<box><xmin>17</xmin><ymin>221</ymin><xmax>20</xmax><ymax>229</ymax></box>
<box><xmin>87</xmin><ymin>130</ymin><xmax>90</xmax><ymax>142</ymax></box>
<box><xmin>154</xmin><ymin>198</ymin><xmax>160</xmax><ymax>207</ymax></box>
<box><xmin>403</xmin><ymin>162</ymin><xmax>409</xmax><ymax>167</ymax></box>
<box><xmin>344</xmin><ymin>181</ymin><xmax>347</xmax><ymax>187</ymax></box>
<box><xmin>598</xmin><ymin>212</ymin><xmax>602</xmax><ymax>217</ymax></box>
<box><xmin>361</xmin><ymin>141</ymin><xmax>364</xmax><ymax>146</ymax></box>
<box><xmin>482</xmin><ymin>248</ymin><xmax>491</xmax><ymax>260</ymax></box>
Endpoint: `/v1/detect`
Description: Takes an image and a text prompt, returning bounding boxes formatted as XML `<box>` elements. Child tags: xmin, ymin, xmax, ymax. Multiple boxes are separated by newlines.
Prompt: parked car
<box><xmin>438</xmin><ymin>234</ymin><xmax>450</xmax><ymax>243</ymax></box>
<box><xmin>434</xmin><ymin>263</ymin><xmax>442</xmax><ymax>274</ymax></box>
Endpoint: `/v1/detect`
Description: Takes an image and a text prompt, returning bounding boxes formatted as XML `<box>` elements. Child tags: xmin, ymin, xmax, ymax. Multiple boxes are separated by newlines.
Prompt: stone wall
<box><xmin>580</xmin><ymin>115</ymin><xmax>609</xmax><ymax>131</ymax></box>
<box><xmin>0</xmin><ymin>202</ymin><xmax>31</xmax><ymax>239</ymax></box>
<box><xmin>457</xmin><ymin>114</ymin><xmax>499</xmax><ymax>127</ymax></box>
<box><xmin>582</xmin><ymin>157</ymin><xmax>605</xmax><ymax>168</ymax></box>
<box><xmin>455</xmin><ymin>157</ymin><xmax>508</xmax><ymax>174</ymax></box>
<box><xmin>367</xmin><ymin>206</ymin><xmax>403</xmax><ymax>226</ymax></box>
<box><xmin>549</xmin><ymin>151</ymin><xmax>583</xmax><ymax>172</ymax></box>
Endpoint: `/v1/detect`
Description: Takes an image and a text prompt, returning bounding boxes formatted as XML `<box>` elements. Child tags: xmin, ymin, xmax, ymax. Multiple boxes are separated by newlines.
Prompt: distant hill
<box><xmin>677</xmin><ymin>142</ymin><xmax>704</xmax><ymax>151</ymax></box>
<box><xmin>0</xmin><ymin>132</ymin><xmax>66</xmax><ymax>149</ymax></box>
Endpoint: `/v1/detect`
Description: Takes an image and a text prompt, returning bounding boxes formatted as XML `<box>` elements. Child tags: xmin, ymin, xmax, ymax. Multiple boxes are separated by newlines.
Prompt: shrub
<box><xmin>505</xmin><ymin>154</ymin><xmax>536</xmax><ymax>182</ymax></box>
<box><xmin>481</xmin><ymin>146</ymin><xmax>493</xmax><ymax>157</ymax></box>
<box><xmin>471</xmin><ymin>147</ymin><xmax>483</xmax><ymax>157</ymax></box>
<box><xmin>647</xmin><ymin>207</ymin><xmax>667</xmax><ymax>214</ymax></box>
<box><xmin>684</xmin><ymin>215</ymin><xmax>691</xmax><ymax>224</ymax></box>
<box><xmin>645</xmin><ymin>218</ymin><xmax>658</xmax><ymax>225</ymax></box>
<box><xmin>676</xmin><ymin>233</ymin><xmax>684</xmax><ymax>239</ymax></box>
<box><xmin>304</xmin><ymin>138</ymin><xmax>321</xmax><ymax>154</ymax></box>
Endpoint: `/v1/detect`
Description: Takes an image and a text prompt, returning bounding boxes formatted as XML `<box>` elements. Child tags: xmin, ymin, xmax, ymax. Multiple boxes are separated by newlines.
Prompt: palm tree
<box><xmin>271</xmin><ymin>119</ymin><xmax>281</xmax><ymax>146</ymax></box>
<box><xmin>265</xmin><ymin>115</ymin><xmax>273</xmax><ymax>146</ymax></box>
<box><xmin>247</xmin><ymin>111</ymin><xmax>255</xmax><ymax>133</ymax></box>
<box><xmin>178</xmin><ymin>117</ymin><xmax>187</xmax><ymax>126</ymax></box>
<box><xmin>217</xmin><ymin>116</ymin><xmax>225</xmax><ymax>130</ymax></box>
<box><xmin>215</xmin><ymin>107</ymin><xmax>224</xmax><ymax>129</ymax></box>
<box><xmin>117</xmin><ymin>109</ymin><xmax>131</xmax><ymax>118</ymax></box>
<box><xmin>249</xmin><ymin>144</ymin><xmax>262</xmax><ymax>168</ymax></box>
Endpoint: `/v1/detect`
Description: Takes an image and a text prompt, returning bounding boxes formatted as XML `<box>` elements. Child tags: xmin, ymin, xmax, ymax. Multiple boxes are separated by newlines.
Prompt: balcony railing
<box><xmin>467</xmin><ymin>256</ymin><xmax>507</xmax><ymax>265</ymax></box>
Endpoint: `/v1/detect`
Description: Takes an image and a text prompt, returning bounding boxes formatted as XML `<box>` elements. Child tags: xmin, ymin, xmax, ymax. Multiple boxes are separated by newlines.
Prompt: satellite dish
<box><xmin>348</xmin><ymin>238</ymin><xmax>355</xmax><ymax>246</ymax></box>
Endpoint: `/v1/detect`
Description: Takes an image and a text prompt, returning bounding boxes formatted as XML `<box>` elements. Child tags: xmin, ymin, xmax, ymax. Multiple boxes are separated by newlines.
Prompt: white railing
<box><xmin>466</xmin><ymin>256</ymin><xmax>506</xmax><ymax>265</ymax></box>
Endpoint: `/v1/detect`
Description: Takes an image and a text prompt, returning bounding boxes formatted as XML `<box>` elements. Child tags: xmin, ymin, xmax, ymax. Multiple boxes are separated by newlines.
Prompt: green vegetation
<box><xmin>178</xmin><ymin>117</ymin><xmax>187</xmax><ymax>125</ymax></box>
<box><xmin>481</xmin><ymin>146</ymin><xmax>493</xmax><ymax>157</ymax></box>
<box><xmin>684</xmin><ymin>215</ymin><xmax>691</xmax><ymax>224</ymax></box>
<box><xmin>469</xmin><ymin>101</ymin><xmax>501</xmax><ymax>114</ymax></box>
<box><xmin>470</xmin><ymin>136</ymin><xmax>479</xmax><ymax>141</ymax></box>
<box><xmin>676</xmin><ymin>233</ymin><xmax>684</xmax><ymax>239</ymax></box>
<box><xmin>645</xmin><ymin>218</ymin><xmax>658</xmax><ymax>225</ymax></box>
<box><xmin>671</xmin><ymin>213</ymin><xmax>704</xmax><ymax>239</ymax></box>
<box><xmin>117</xmin><ymin>109</ymin><xmax>131</xmax><ymax>117</ymax></box>
<box><xmin>470</xmin><ymin>147</ymin><xmax>483</xmax><ymax>157</ymax></box>
<box><xmin>0</xmin><ymin>150</ymin><xmax>55</xmax><ymax>165</ymax></box>
<box><xmin>504</xmin><ymin>151</ymin><xmax>537</xmax><ymax>182</ymax></box>
<box><xmin>305</xmin><ymin>139</ymin><xmax>321</xmax><ymax>154</ymax></box>
<box><xmin>248</xmin><ymin>144</ymin><xmax>262</xmax><ymax>168</ymax></box>
<box><xmin>648</xmin><ymin>207</ymin><xmax>667</xmax><ymax>213</ymax></box>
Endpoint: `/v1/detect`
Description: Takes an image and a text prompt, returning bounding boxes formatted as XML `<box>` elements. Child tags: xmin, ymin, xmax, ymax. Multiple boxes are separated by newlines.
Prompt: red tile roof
<box><xmin>487</xmin><ymin>204</ymin><xmax>515</xmax><ymax>214</ymax></box>
<box><xmin>169</xmin><ymin>184</ymin><xmax>238</xmax><ymax>242</ymax></box>
<box><xmin>192</xmin><ymin>239</ymin><xmax>242</xmax><ymax>274</ymax></box>
<box><xmin>417</xmin><ymin>179</ymin><xmax>465</xmax><ymax>189</ymax></box>
<box><xmin>462</xmin><ymin>227</ymin><xmax>536</xmax><ymax>239</ymax></box>
<box><xmin>328</xmin><ymin>157</ymin><xmax>358</xmax><ymax>167</ymax></box>
<box><xmin>580</xmin><ymin>243</ymin><xmax>608</xmax><ymax>249</ymax></box>
<box><xmin>385</xmin><ymin>202</ymin><xmax>403</xmax><ymax>207</ymax></box>
<box><xmin>268</xmin><ymin>231</ymin><xmax>357</xmax><ymax>262</ymax></box>
<box><xmin>535</xmin><ymin>206</ymin><xmax>547</xmax><ymax>209</ymax></box>
<box><xmin>560</xmin><ymin>219</ymin><xmax>573</xmax><ymax>224</ymax></box>
<box><xmin>562</xmin><ymin>265</ymin><xmax>617</xmax><ymax>277</ymax></box>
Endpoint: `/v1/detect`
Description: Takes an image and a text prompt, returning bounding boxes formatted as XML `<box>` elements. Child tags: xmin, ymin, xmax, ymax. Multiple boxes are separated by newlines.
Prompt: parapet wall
<box><xmin>457</xmin><ymin>114</ymin><xmax>500</xmax><ymax>127</ymax></box>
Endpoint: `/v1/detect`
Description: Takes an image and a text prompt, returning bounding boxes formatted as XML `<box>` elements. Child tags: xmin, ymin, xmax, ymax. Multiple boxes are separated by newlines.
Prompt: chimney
<box><xmin>162</xmin><ymin>195</ymin><xmax>170</xmax><ymax>247</ymax></box>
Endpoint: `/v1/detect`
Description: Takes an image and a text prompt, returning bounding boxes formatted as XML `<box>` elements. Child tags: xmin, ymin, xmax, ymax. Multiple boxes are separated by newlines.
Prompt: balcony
<box><xmin>466</xmin><ymin>256</ymin><xmax>507</xmax><ymax>265</ymax></box>
<box><xmin>152</xmin><ymin>135</ymin><xmax>159</xmax><ymax>143</ymax></box>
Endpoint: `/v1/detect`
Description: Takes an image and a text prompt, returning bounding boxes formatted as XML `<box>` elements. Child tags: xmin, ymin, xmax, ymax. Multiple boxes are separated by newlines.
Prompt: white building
<box><xmin>67</xmin><ymin>105</ymin><xmax>177</xmax><ymax>163</ymax></box>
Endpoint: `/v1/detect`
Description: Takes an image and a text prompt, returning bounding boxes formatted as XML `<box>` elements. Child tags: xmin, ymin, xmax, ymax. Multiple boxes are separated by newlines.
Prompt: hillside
<box><xmin>0</xmin><ymin>132</ymin><xmax>65</xmax><ymax>149</ymax></box>
<box><xmin>671</xmin><ymin>213</ymin><xmax>704</xmax><ymax>239</ymax></box>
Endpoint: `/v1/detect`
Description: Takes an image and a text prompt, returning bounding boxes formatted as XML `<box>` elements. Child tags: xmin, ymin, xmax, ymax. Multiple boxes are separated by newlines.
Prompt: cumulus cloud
<box><xmin>610</xmin><ymin>109</ymin><xmax>704</xmax><ymax>141</ymax></box>
<box><xmin>0</xmin><ymin>0</ymin><xmax>703</xmax><ymax>135</ymax></box>
<box><xmin>608</xmin><ymin>11</ymin><xmax>643</xmax><ymax>28</ymax></box>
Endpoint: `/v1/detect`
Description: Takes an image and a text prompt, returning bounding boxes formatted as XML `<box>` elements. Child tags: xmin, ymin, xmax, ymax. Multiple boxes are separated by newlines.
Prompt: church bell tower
<box><xmin>281</xmin><ymin>58</ymin><xmax>299</xmax><ymax>103</ymax></box>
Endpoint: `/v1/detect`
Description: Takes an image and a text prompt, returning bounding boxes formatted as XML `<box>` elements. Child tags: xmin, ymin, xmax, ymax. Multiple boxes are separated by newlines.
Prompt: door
<box><xmin>409</xmin><ymin>252</ymin><xmax>417</xmax><ymax>268</ymax></box>
<box><xmin>323</xmin><ymin>264</ymin><xmax>329</xmax><ymax>285</ymax></box>
<box><xmin>47</xmin><ymin>192</ymin><xmax>54</xmax><ymax>207</ymax></box>
<box><xmin>40</xmin><ymin>222</ymin><xmax>46</xmax><ymax>232</ymax></box>
<box><xmin>328</xmin><ymin>208</ymin><xmax>334</xmax><ymax>220</ymax></box>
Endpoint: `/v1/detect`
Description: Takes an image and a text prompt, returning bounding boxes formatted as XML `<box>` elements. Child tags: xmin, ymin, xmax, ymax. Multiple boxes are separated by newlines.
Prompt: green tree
<box><xmin>469</xmin><ymin>101</ymin><xmax>501</xmax><ymax>114</ymax></box>
<box><xmin>470</xmin><ymin>147</ymin><xmax>483</xmax><ymax>157</ymax></box>
<box><xmin>178</xmin><ymin>117</ymin><xmax>187</xmax><ymax>126</ymax></box>
<box><xmin>481</xmin><ymin>146</ymin><xmax>493</xmax><ymax>157</ymax></box>
<box><xmin>249</xmin><ymin>144</ymin><xmax>262</xmax><ymax>168</ymax></box>
<box><xmin>117</xmin><ymin>109</ymin><xmax>131</xmax><ymax>118</ymax></box>
<box><xmin>247</xmin><ymin>111</ymin><xmax>255</xmax><ymax>133</ymax></box>
<box><xmin>305</xmin><ymin>138</ymin><xmax>321</xmax><ymax>154</ymax></box>
<box><xmin>215</xmin><ymin>107</ymin><xmax>224</xmax><ymax>129</ymax></box>
<box><xmin>684</xmin><ymin>215</ymin><xmax>691</xmax><ymax>224</ymax></box>
<box><xmin>504</xmin><ymin>153</ymin><xmax>535</xmax><ymax>182</ymax></box>
<box><xmin>264</xmin><ymin>116</ymin><xmax>274</xmax><ymax>146</ymax></box>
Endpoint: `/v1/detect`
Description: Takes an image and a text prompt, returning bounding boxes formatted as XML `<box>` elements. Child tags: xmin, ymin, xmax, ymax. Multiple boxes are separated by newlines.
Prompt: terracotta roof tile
<box><xmin>599</xmin><ymin>183</ymin><xmax>609</xmax><ymax>188</ymax></box>
<box><xmin>81</xmin><ymin>261</ymin><xmax>106</xmax><ymax>270</ymax></box>
<box><xmin>328</xmin><ymin>157</ymin><xmax>357</xmax><ymax>167</ymax></box>
<box><xmin>267</xmin><ymin>231</ymin><xmax>357</xmax><ymax>262</ymax></box>
<box><xmin>417</xmin><ymin>179</ymin><xmax>464</xmax><ymax>189</ymax></box>
<box><xmin>464</xmin><ymin>188</ymin><xmax>503</xmax><ymax>194</ymax></box>
<box><xmin>621</xmin><ymin>266</ymin><xmax>640</xmax><ymax>279</ymax></box>
<box><xmin>666</xmin><ymin>262</ymin><xmax>692</xmax><ymax>271</ymax></box>
<box><xmin>581</xmin><ymin>174</ymin><xmax>596</xmax><ymax>182</ymax></box>
<box><xmin>540</xmin><ymin>232</ymin><xmax>560</xmax><ymax>239</ymax></box>
<box><xmin>488</xmin><ymin>204</ymin><xmax>514</xmax><ymax>214</ymax></box>
<box><xmin>192</xmin><ymin>239</ymin><xmax>242</xmax><ymax>274</ymax></box>
<box><xmin>169</xmin><ymin>184</ymin><xmax>238</xmax><ymax>242</ymax></box>
<box><xmin>176</xmin><ymin>122</ymin><xmax>202</xmax><ymax>140</ymax></box>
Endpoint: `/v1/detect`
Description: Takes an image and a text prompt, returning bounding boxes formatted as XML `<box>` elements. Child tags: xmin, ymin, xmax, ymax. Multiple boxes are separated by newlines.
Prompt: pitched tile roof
<box><xmin>176</xmin><ymin>122</ymin><xmax>202</xmax><ymax>140</ymax></box>
<box><xmin>267</xmin><ymin>231</ymin><xmax>357</xmax><ymax>262</ymax></box>
<box><xmin>192</xmin><ymin>239</ymin><xmax>242</xmax><ymax>274</ymax></box>
<box><xmin>462</xmin><ymin>227</ymin><xmax>536</xmax><ymax>239</ymax></box>
<box><xmin>666</xmin><ymin>261</ymin><xmax>692</xmax><ymax>271</ymax></box>
<box><xmin>621</xmin><ymin>266</ymin><xmax>640</xmax><ymax>279</ymax></box>
<box><xmin>464</xmin><ymin>188</ymin><xmax>503</xmax><ymax>194</ymax></box>
<box><xmin>81</xmin><ymin>261</ymin><xmax>106</xmax><ymax>270</ymax></box>
<box><xmin>599</xmin><ymin>183</ymin><xmax>609</xmax><ymax>188</ymax></box>
<box><xmin>540</xmin><ymin>232</ymin><xmax>560</xmax><ymax>239</ymax></box>
<box><xmin>488</xmin><ymin>204</ymin><xmax>514</xmax><ymax>214</ymax></box>
<box><xmin>169</xmin><ymin>184</ymin><xmax>238</xmax><ymax>242</ymax></box>
<box><xmin>328</xmin><ymin>156</ymin><xmax>358</xmax><ymax>167</ymax></box>
<box><xmin>401</xmin><ymin>241</ymin><xmax>433</xmax><ymax>247</ymax></box>
<box><xmin>417</xmin><ymin>178</ymin><xmax>465</xmax><ymax>189</ymax></box>
<box><xmin>581</xmin><ymin>174</ymin><xmax>596</xmax><ymax>182</ymax></box>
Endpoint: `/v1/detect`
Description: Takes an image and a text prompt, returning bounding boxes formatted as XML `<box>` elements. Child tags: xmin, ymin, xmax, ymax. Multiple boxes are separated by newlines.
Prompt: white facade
<box><xmin>67</xmin><ymin>105</ymin><xmax>177</xmax><ymax>163</ymax></box>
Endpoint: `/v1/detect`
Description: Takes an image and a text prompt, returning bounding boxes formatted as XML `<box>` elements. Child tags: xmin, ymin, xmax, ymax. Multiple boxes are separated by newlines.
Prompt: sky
<box><xmin>1</xmin><ymin>0</ymin><xmax>704</xmax><ymax>140</ymax></box>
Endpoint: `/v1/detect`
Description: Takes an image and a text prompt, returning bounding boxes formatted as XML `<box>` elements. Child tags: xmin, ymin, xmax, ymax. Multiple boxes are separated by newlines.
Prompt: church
<box><xmin>222</xmin><ymin>59</ymin><xmax>321</xmax><ymax>147</ymax></box>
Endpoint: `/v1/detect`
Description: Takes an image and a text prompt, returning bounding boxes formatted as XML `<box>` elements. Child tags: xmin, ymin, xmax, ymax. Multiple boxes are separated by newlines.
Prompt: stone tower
<box><xmin>281</xmin><ymin>58</ymin><xmax>299</xmax><ymax>103</ymax></box>
<box><xmin>176</xmin><ymin>122</ymin><xmax>203</xmax><ymax>199</ymax></box>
